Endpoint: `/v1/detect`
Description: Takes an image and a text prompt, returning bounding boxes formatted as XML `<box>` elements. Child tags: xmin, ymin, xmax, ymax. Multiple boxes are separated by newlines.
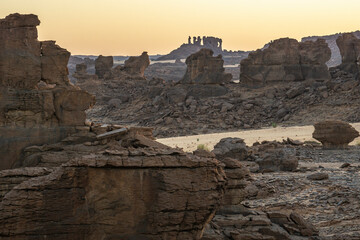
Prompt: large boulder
<box><xmin>335</xmin><ymin>33</ymin><xmax>360</xmax><ymax>78</ymax></box>
<box><xmin>212</xmin><ymin>137</ymin><xmax>249</xmax><ymax>161</ymax></box>
<box><xmin>179</xmin><ymin>48</ymin><xmax>232</xmax><ymax>84</ymax></box>
<box><xmin>0</xmin><ymin>13</ymin><xmax>95</xmax><ymax>170</ymax></box>
<box><xmin>0</xmin><ymin>127</ymin><xmax>226</xmax><ymax>239</ymax></box>
<box><xmin>240</xmin><ymin>38</ymin><xmax>331</xmax><ymax>87</ymax></box>
<box><xmin>312</xmin><ymin>120</ymin><xmax>359</xmax><ymax>149</ymax></box>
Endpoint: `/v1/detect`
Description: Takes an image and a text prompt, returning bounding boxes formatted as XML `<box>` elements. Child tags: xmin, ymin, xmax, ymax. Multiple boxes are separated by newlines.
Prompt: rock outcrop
<box><xmin>252</xmin><ymin>141</ymin><xmax>299</xmax><ymax>172</ymax></box>
<box><xmin>212</xmin><ymin>137</ymin><xmax>249</xmax><ymax>161</ymax></box>
<box><xmin>240</xmin><ymin>38</ymin><xmax>331</xmax><ymax>87</ymax></box>
<box><xmin>335</xmin><ymin>33</ymin><xmax>360</xmax><ymax>78</ymax></box>
<box><xmin>0</xmin><ymin>126</ymin><xmax>226</xmax><ymax>239</ymax></box>
<box><xmin>72</xmin><ymin>63</ymin><xmax>94</xmax><ymax>82</ymax></box>
<box><xmin>312</xmin><ymin>120</ymin><xmax>359</xmax><ymax>149</ymax></box>
<box><xmin>95</xmin><ymin>55</ymin><xmax>113</xmax><ymax>79</ymax></box>
<box><xmin>179</xmin><ymin>48</ymin><xmax>232</xmax><ymax>85</ymax></box>
<box><xmin>123</xmin><ymin>51</ymin><xmax>150</xmax><ymax>77</ymax></box>
<box><xmin>0</xmin><ymin>13</ymin><xmax>95</xmax><ymax>170</ymax></box>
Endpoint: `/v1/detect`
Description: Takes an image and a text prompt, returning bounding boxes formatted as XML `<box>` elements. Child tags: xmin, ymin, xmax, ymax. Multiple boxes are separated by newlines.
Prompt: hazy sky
<box><xmin>1</xmin><ymin>0</ymin><xmax>359</xmax><ymax>55</ymax></box>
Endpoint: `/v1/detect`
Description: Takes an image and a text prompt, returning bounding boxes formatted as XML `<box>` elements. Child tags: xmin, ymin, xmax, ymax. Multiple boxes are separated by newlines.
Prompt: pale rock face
<box><xmin>240</xmin><ymin>38</ymin><xmax>331</xmax><ymax>87</ymax></box>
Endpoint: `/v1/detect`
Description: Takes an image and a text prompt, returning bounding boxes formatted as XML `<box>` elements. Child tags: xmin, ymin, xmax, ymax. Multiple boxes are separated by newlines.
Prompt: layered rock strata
<box><xmin>335</xmin><ymin>33</ymin><xmax>360</xmax><ymax>78</ymax></box>
<box><xmin>0</xmin><ymin>13</ymin><xmax>95</xmax><ymax>170</ymax></box>
<box><xmin>0</xmin><ymin>126</ymin><xmax>226</xmax><ymax>239</ymax></box>
<box><xmin>240</xmin><ymin>38</ymin><xmax>331</xmax><ymax>87</ymax></box>
<box><xmin>312</xmin><ymin>120</ymin><xmax>359</xmax><ymax>149</ymax></box>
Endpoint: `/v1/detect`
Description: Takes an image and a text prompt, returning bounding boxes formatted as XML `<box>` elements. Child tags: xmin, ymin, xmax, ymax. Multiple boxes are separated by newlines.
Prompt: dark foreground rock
<box><xmin>0</xmin><ymin>13</ymin><xmax>95</xmax><ymax>170</ymax></box>
<box><xmin>0</xmin><ymin>126</ymin><xmax>226</xmax><ymax>239</ymax></box>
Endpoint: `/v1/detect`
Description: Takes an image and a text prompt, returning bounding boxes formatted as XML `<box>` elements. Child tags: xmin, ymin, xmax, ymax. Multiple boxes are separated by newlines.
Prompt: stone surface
<box><xmin>123</xmin><ymin>51</ymin><xmax>150</xmax><ymax>77</ymax></box>
<box><xmin>335</xmin><ymin>33</ymin><xmax>360</xmax><ymax>78</ymax></box>
<box><xmin>212</xmin><ymin>137</ymin><xmax>249</xmax><ymax>161</ymax></box>
<box><xmin>240</xmin><ymin>38</ymin><xmax>331</xmax><ymax>87</ymax></box>
<box><xmin>307</xmin><ymin>172</ymin><xmax>329</xmax><ymax>181</ymax></box>
<box><xmin>202</xmin><ymin>206</ymin><xmax>319</xmax><ymax>240</ymax></box>
<box><xmin>0</xmin><ymin>126</ymin><xmax>226</xmax><ymax>240</ymax></box>
<box><xmin>179</xmin><ymin>48</ymin><xmax>232</xmax><ymax>84</ymax></box>
<box><xmin>312</xmin><ymin>120</ymin><xmax>359</xmax><ymax>149</ymax></box>
<box><xmin>0</xmin><ymin>13</ymin><xmax>95</xmax><ymax>170</ymax></box>
<box><xmin>0</xmin><ymin>13</ymin><xmax>41</xmax><ymax>89</ymax></box>
<box><xmin>41</xmin><ymin>40</ymin><xmax>71</xmax><ymax>85</ymax></box>
<box><xmin>95</xmin><ymin>55</ymin><xmax>113</xmax><ymax>79</ymax></box>
<box><xmin>252</xmin><ymin>141</ymin><xmax>298</xmax><ymax>172</ymax></box>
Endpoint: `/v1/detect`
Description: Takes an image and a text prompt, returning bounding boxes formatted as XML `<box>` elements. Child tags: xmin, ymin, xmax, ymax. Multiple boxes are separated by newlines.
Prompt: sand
<box><xmin>157</xmin><ymin>123</ymin><xmax>360</xmax><ymax>152</ymax></box>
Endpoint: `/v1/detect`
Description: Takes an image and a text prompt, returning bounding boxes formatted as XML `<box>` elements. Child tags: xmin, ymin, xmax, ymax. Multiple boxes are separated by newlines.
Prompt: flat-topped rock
<box><xmin>240</xmin><ymin>38</ymin><xmax>331</xmax><ymax>87</ymax></box>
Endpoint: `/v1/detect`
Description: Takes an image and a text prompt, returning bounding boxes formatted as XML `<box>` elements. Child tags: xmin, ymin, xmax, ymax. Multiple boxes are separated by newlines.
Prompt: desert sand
<box><xmin>158</xmin><ymin>123</ymin><xmax>360</xmax><ymax>152</ymax></box>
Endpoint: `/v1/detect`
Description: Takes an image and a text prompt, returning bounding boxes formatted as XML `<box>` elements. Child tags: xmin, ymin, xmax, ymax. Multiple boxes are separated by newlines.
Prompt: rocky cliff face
<box><xmin>0</xmin><ymin>13</ymin><xmax>95</xmax><ymax>170</ymax></box>
<box><xmin>0</xmin><ymin>126</ymin><xmax>226</xmax><ymax>240</ymax></box>
<box><xmin>240</xmin><ymin>38</ymin><xmax>331</xmax><ymax>87</ymax></box>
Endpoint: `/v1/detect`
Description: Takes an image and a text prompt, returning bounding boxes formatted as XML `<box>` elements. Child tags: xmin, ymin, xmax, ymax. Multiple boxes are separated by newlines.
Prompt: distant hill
<box><xmin>301</xmin><ymin>30</ymin><xmax>360</xmax><ymax>67</ymax></box>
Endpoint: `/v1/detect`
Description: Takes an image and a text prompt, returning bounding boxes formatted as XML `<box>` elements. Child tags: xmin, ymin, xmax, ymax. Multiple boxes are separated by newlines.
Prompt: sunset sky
<box><xmin>1</xmin><ymin>0</ymin><xmax>359</xmax><ymax>56</ymax></box>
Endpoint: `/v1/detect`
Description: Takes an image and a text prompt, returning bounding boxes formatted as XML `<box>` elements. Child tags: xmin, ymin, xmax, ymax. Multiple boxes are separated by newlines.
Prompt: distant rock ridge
<box><xmin>156</xmin><ymin>36</ymin><xmax>237</xmax><ymax>61</ymax></box>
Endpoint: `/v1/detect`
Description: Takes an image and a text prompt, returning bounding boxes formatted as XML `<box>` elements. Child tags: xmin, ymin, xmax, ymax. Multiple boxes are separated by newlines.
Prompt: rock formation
<box><xmin>156</xmin><ymin>36</ymin><xmax>223</xmax><ymax>61</ymax></box>
<box><xmin>72</xmin><ymin>63</ymin><xmax>97</xmax><ymax>83</ymax></box>
<box><xmin>252</xmin><ymin>141</ymin><xmax>299</xmax><ymax>172</ymax></box>
<box><xmin>312</xmin><ymin>120</ymin><xmax>359</xmax><ymax>149</ymax></box>
<box><xmin>0</xmin><ymin>13</ymin><xmax>95</xmax><ymax>170</ymax></box>
<box><xmin>179</xmin><ymin>48</ymin><xmax>232</xmax><ymax>85</ymax></box>
<box><xmin>240</xmin><ymin>38</ymin><xmax>331</xmax><ymax>87</ymax></box>
<box><xmin>203</xmin><ymin>208</ymin><xmax>319</xmax><ymax>240</ymax></box>
<box><xmin>212</xmin><ymin>137</ymin><xmax>249</xmax><ymax>161</ymax></box>
<box><xmin>95</xmin><ymin>55</ymin><xmax>113</xmax><ymax>79</ymax></box>
<box><xmin>119</xmin><ymin>51</ymin><xmax>150</xmax><ymax>77</ymax></box>
<box><xmin>0</xmin><ymin>126</ymin><xmax>226</xmax><ymax>239</ymax></box>
<box><xmin>335</xmin><ymin>33</ymin><xmax>360</xmax><ymax>78</ymax></box>
<box><xmin>124</xmin><ymin>51</ymin><xmax>150</xmax><ymax>77</ymax></box>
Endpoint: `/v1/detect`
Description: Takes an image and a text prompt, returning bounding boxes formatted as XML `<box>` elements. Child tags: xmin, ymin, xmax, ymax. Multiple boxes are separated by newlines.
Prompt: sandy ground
<box><xmin>157</xmin><ymin>123</ymin><xmax>360</xmax><ymax>152</ymax></box>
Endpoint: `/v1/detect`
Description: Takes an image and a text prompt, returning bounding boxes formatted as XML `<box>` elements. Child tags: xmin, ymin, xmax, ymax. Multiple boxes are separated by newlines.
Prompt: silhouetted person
<box><xmin>188</xmin><ymin>36</ymin><xmax>191</xmax><ymax>44</ymax></box>
<box><xmin>197</xmin><ymin>36</ymin><xmax>201</xmax><ymax>45</ymax></box>
<box><xmin>193</xmin><ymin>36</ymin><xmax>196</xmax><ymax>45</ymax></box>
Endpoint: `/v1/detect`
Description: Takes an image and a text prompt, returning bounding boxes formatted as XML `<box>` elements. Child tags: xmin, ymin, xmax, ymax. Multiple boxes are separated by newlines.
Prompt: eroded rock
<box><xmin>312</xmin><ymin>120</ymin><xmax>359</xmax><ymax>149</ymax></box>
<box><xmin>180</xmin><ymin>48</ymin><xmax>232</xmax><ymax>84</ymax></box>
<box><xmin>240</xmin><ymin>38</ymin><xmax>331</xmax><ymax>87</ymax></box>
<box><xmin>0</xmin><ymin>126</ymin><xmax>226</xmax><ymax>239</ymax></box>
<box><xmin>0</xmin><ymin>13</ymin><xmax>95</xmax><ymax>170</ymax></box>
<box><xmin>95</xmin><ymin>55</ymin><xmax>113</xmax><ymax>79</ymax></box>
<box><xmin>335</xmin><ymin>33</ymin><xmax>360</xmax><ymax>78</ymax></box>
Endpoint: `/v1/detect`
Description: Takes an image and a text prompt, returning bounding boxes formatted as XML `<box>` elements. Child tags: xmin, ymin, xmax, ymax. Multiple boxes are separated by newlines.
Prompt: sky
<box><xmin>1</xmin><ymin>0</ymin><xmax>360</xmax><ymax>56</ymax></box>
